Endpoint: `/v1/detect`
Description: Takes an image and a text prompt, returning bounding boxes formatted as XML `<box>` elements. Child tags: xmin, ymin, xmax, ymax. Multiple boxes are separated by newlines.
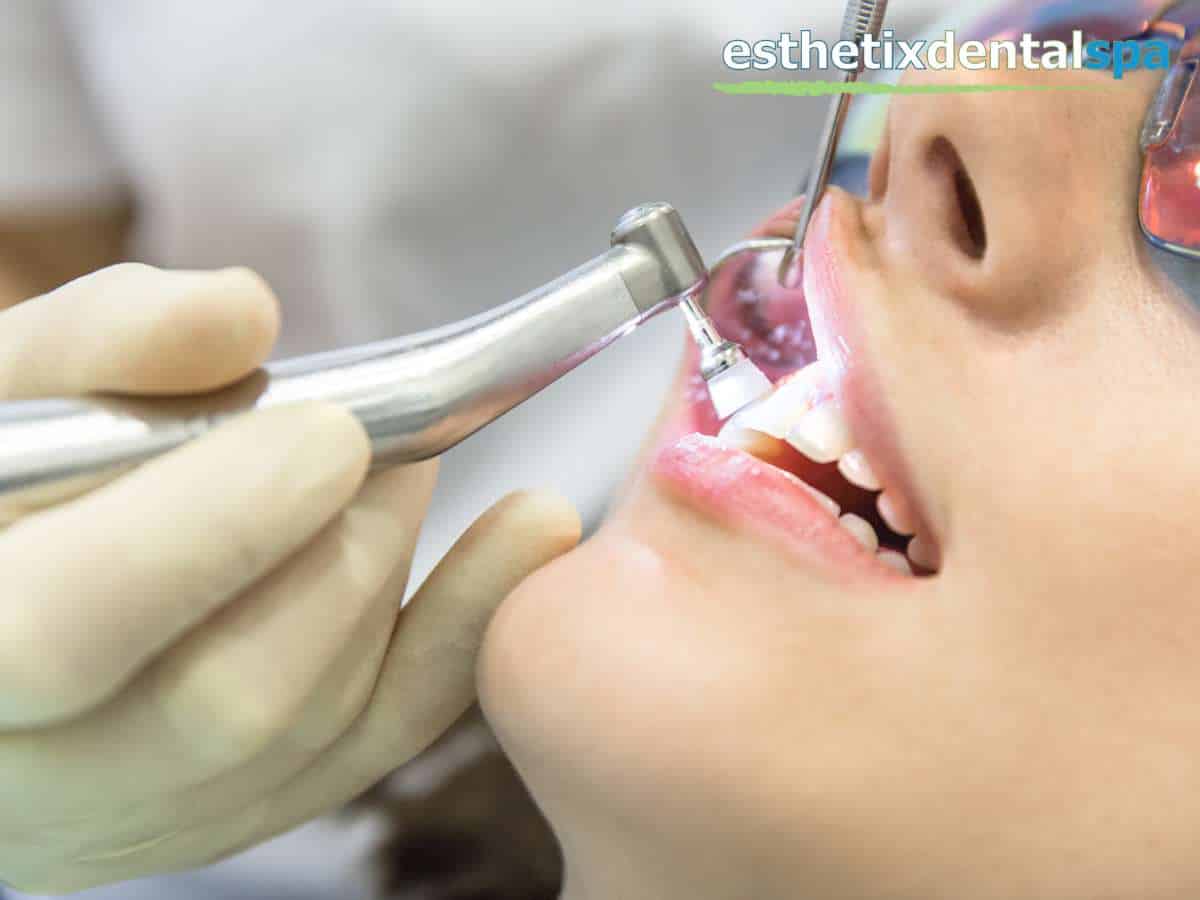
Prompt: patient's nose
<box><xmin>869</xmin><ymin>62</ymin><xmax>1142</xmax><ymax>326</ymax></box>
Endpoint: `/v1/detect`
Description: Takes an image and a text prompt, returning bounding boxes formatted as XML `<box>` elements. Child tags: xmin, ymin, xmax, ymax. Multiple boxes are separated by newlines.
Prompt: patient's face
<box><xmin>481</xmin><ymin>60</ymin><xmax>1200</xmax><ymax>899</ymax></box>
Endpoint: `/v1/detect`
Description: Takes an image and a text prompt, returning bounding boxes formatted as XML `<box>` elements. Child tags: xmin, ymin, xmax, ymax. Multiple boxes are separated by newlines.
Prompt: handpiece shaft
<box><xmin>0</xmin><ymin>203</ymin><xmax>706</xmax><ymax>523</ymax></box>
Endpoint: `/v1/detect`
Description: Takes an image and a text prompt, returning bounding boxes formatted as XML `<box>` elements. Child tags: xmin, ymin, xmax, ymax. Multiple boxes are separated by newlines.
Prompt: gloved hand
<box><xmin>0</xmin><ymin>264</ymin><xmax>581</xmax><ymax>893</ymax></box>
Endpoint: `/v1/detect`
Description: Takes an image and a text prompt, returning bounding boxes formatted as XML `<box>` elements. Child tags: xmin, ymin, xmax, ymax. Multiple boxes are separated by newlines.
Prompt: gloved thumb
<box><xmin>360</xmin><ymin>490</ymin><xmax>582</xmax><ymax>765</ymax></box>
<box><xmin>0</xmin><ymin>263</ymin><xmax>279</xmax><ymax>401</ymax></box>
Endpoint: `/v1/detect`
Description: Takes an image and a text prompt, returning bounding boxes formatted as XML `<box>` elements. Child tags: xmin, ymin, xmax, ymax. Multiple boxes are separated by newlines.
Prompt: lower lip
<box><xmin>652</xmin><ymin>435</ymin><xmax>897</xmax><ymax>579</ymax></box>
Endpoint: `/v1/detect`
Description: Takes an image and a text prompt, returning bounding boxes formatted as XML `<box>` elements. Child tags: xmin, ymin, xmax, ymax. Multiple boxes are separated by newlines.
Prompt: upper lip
<box><xmin>802</xmin><ymin>187</ymin><xmax>935</xmax><ymax>548</ymax></box>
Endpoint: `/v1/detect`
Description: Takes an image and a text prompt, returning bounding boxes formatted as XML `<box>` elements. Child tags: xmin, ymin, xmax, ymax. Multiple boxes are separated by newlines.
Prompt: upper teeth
<box><xmin>718</xmin><ymin>363</ymin><xmax>825</xmax><ymax>440</ymax></box>
<box><xmin>837</xmin><ymin>449</ymin><xmax>881</xmax><ymax>491</ymax></box>
<box><xmin>877</xmin><ymin>491</ymin><xmax>916</xmax><ymax>537</ymax></box>
<box><xmin>785</xmin><ymin>403</ymin><xmax>851</xmax><ymax>464</ymax></box>
<box><xmin>714</xmin><ymin>360</ymin><xmax>936</xmax><ymax>574</ymax></box>
<box><xmin>719</xmin><ymin>361</ymin><xmax>851</xmax><ymax>468</ymax></box>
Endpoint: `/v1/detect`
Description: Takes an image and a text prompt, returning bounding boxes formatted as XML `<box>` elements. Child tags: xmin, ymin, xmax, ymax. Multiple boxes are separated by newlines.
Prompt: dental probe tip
<box><xmin>777</xmin><ymin>245</ymin><xmax>805</xmax><ymax>289</ymax></box>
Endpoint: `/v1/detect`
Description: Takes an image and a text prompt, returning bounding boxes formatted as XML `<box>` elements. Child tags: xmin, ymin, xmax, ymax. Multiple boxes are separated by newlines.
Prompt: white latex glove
<box><xmin>0</xmin><ymin>264</ymin><xmax>581</xmax><ymax>893</ymax></box>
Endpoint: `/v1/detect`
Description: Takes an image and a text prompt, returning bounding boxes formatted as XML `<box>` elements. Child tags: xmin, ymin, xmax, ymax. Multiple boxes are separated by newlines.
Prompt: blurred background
<box><xmin>0</xmin><ymin>0</ymin><xmax>952</xmax><ymax>896</ymax></box>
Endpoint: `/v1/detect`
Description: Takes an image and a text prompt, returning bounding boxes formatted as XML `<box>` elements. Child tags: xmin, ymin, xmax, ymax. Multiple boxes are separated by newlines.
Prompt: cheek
<box><xmin>958</xmin><ymin>280</ymin><xmax>1198</xmax><ymax>566</ymax></box>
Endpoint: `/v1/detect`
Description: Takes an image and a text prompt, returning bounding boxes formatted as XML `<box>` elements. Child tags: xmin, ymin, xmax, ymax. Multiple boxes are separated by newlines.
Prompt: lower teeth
<box><xmin>906</xmin><ymin>533</ymin><xmax>940</xmax><ymax>571</ymax></box>
<box><xmin>877</xmin><ymin>549</ymin><xmax>914</xmax><ymax>574</ymax></box>
<box><xmin>838</xmin><ymin>513</ymin><xmax>879</xmax><ymax>552</ymax></box>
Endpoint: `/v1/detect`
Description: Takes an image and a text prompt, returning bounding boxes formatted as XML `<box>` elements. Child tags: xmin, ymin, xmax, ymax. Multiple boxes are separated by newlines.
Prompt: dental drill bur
<box><xmin>779</xmin><ymin>0</ymin><xmax>889</xmax><ymax>287</ymax></box>
<box><xmin>0</xmin><ymin>203</ymin><xmax>707</xmax><ymax>523</ymax></box>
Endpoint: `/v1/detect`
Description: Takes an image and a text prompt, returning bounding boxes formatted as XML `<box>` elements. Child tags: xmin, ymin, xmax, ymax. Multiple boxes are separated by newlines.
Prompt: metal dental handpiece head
<box><xmin>0</xmin><ymin>202</ymin><xmax>707</xmax><ymax>523</ymax></box>
<box><xmin>778</xmin><ymin>0</ymin><xmax>889</xmax><ymax>288</ymax></box>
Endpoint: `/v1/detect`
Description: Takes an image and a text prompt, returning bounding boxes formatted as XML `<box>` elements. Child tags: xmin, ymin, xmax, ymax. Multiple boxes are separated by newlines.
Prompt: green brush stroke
<box><xmin>713</xmin><ymin>80</ymin><xmax>1109</xmax><ymax>96</ymax></box>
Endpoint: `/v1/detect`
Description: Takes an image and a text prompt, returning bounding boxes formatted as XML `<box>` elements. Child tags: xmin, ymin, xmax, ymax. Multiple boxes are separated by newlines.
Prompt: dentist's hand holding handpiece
<box><xmin>0</xmin><ymin>263</ymin><xmax>580</xmax><ymax>894</ymax></box>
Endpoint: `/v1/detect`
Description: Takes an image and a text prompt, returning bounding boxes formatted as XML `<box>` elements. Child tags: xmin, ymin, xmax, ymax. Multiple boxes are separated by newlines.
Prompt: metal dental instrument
<box><xmin>684</xmin><ymin>0</ymin><xmax>891</xmax><ymax>416</ymax></box>
<box><xmin>0</xmin><ymin>202</ymin><xmax>706</xmax><ymax>523</ymax></box>
<box><xmin>779</xmin><ymin>0</ymin><xmax>888</xmax><ymax>287</ymax></box>
<box><xmin>677</xmin><ymin>291</ymin><xmax>772</xmax><ymax>422</ymax></box>
<box><xmin>681</xmin><ymin>0</ymin><xmax>892</xmax><ymax>420</ymax></box>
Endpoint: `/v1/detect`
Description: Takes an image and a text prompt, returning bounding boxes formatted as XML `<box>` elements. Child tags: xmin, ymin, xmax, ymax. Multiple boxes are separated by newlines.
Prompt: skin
<box><xmin>479</xmin><ymin>61</ymin><xmax>1200</xmax><ymax>899</ymax></box>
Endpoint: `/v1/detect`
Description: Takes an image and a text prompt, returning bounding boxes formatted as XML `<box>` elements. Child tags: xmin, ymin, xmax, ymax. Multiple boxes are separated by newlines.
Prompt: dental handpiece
<box><xmin>0</xmin><ymin>203</ymin><xmax>707</xmax><ymax>523</ymax></box>
<box><xmin>779</xmin><ymin>0</ymin><xmax>888</xmax><ymax>287</ymax></box>
<box><xmin>677</xmin><ymin>294</ymin><xmax>772</xmax><ymax>421</ymax></box>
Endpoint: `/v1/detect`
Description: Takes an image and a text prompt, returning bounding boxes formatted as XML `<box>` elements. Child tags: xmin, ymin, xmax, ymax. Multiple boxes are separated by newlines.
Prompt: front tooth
<box><xmin>876</xmin><ymin>549</ymin><xmax>913</xmax><ymax>574</ymax></box>
<box><xmin>837</xmin><ymin>448</ymin><xmax>881</xmax><ymax>491</ymax></box>
<box><xmin>877</xmin><ymin>491</ymin><xmax>916</xmax><ymax>536</ymax></box>
<box><xmin>838</xmin><ymin>513</ymin><xmax>879</xmax><ymax>552</ymax></box>
<box><xmin>907</xmin><ymin>534</ymin><xmax>940</xmax><ymax>571</ymax></box>
<box><xmin>799</xmin><ymin>481</ymin><xmax>840</xmax><ymax>517</ymax></box>
<box><xmin>785</xmin><ymin>401</ymin><xmax>852</xmax><ymax>464</ymax></box>
<box><xmin>719</xmin><ymin>361</ymin><xmax>824</xmax><ymax>440</ymax></box>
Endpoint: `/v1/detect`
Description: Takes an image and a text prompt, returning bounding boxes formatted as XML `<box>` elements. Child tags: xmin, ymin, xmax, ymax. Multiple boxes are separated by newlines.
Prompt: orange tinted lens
<box><xmin>1141</xmin><ymin>67</ymin><xmax>1200</xmax><ymax>252</ymax></box>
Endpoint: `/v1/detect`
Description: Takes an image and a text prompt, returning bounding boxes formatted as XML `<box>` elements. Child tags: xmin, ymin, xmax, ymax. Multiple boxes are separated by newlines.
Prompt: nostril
<box><xmin>953</xmin><ymin>165</ymin><xmax>987</xmax><ymax>259</ymax></box>
<box><xmin>927</xmin><ymin>137</ymin><xmax>987</xmax><ymax>260</ymax></box>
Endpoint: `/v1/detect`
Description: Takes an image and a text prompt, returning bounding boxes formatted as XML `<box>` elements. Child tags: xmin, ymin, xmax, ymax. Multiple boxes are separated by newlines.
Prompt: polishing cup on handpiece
<box><xmin>706</xmin><ymin>356</ymin><xmax>775</xmax><ymax>421</ymax></box>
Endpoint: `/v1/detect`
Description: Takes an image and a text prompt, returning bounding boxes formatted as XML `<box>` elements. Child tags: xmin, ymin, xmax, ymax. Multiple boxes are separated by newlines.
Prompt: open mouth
<box><xmin>655</xmin><ymin>204</ymin><xmax>940</xmax><ymax>579</ymax></box>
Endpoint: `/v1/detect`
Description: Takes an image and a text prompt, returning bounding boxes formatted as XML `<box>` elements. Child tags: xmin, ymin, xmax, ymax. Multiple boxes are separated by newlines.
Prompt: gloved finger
<box><xmin>199</xmin><ymin>491</ymin><xmax>581</xmax><ymax>841</ymax></box>
<box><xmin>20</xmin><ymin>490</ymin><xmax>580</xmax><ymax>890</ymax></box>
<box><xmin>171</xmin><ymin>537</ymin><xmax>412</xmax><ymax>814</ymax></box>
<box><xmin>0</xmin><ymin>401</ymin><xmax>369</xmax><ymax>729</ymax></box>
<box><xmin>0</xmin><ymin>463</ymin><xmax>437</xmax><ymax>831</ymax></box>
<box><xmin>0</xmin><ymin>263</ymin><xmax>279</xmax><ymax>401</ymax></box>
<box><xmin>361</xmin><ymin>488</ymin><xmax>582</xmax><ymax>759</ymax></box>
<box><xmin>145</xmin><ymin>460</ymin><xmax>437</xmax><ymax>774</ymax></box>
<box><xmin>0</xmin><ymin>587</ymin><xmax>405</xmax><ymax>891</ymax></box>
<box><xmin>37</xmin><ymin>553</ymin><xmax>413</xmax><ymax>889</ymax></box>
